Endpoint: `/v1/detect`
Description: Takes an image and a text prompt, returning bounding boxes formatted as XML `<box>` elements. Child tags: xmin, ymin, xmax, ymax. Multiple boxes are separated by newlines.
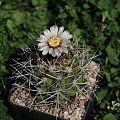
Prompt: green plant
<box><xmin>10</xmin><ymin>33</ymin><xmax>100</xmax><ymax>119</ymax></box>
<box><xmin>0</xmin><ymin>0</ymin><xmax>49</xmax><ymax>119</ymax></box>
<box><xmin>0</xmin><ymin>100</ymin><xmax>13</xmax><ymax>120</ymax></box>
<box><xmin>0</xmin><ymin>0</ymin><xmax>49</xmax><ymax>91</ymax></box>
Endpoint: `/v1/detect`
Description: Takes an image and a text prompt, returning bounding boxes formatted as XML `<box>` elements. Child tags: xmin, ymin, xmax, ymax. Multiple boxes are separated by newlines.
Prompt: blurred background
<box><xmin>0</xmin><ymin>0</ymin><xmax>120</xmax><ymax>120</ymax></box>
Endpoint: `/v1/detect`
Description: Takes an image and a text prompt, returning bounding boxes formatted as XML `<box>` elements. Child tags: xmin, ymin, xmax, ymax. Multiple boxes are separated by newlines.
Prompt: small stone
<box><xmin>78</xmin><ymin>116</ymin><xmax>82</xmax><ymax>120</ymax></box>
<box><xmin>26</xmin><ymin>92</ymin><xmax>29</xmax><ymax>97</ymax></box>
<box><xmin>70</xmin><ymin>104</ymin><xmax>75</xmax><ymax>110</ymax></box>
<box><xmin>26</xmin><ymin>100</ymin><xmax>32</xmax><ymax>107</ymax></box>
<box><xmin>59</xmin><ymin>111</ymin><xmax>63</xmax><ymax>118</ymax></box>
<box><xmin>10</xmin><ymin>95</ymin><xmax>15</xmax><ymax>101</ymax></box>
<box><xmin>15</xmin><ymin>98</ymin><xmax>20</xmax><ymax>104</ymax></box>
<box><xmin>22</xmin><ymin>90</ymin><xmax>26</xmax><ymax>93</ymax></box>
<box><xmin>79</xmin><ymin>101</ymin><xmax>85</xmax><ymax>108</ymax></box>
<box><xmin>45</xmin><ymin>109</ymin><xmax>49</xmax><ymax>113</ymax></box>
<box><xmin>68</xmin><ymin>107</ymin><xmax>72</xmax><ymax>114</ymax></box>
<box><xmin>80</xmin><ymin>95</ymin><xmax>86</xmax><ymax>100</ymax></box>
<box><xmin>20</xmin><ymin>92</ymin><xmax>26</xmax><ymax>99</ymax></box>
<box><xmin>89</xmin><ymin>77</ymin><xmax>96</xmax><ymax>84</ymax></box>
<box><xmin>75</xmin><ymin>108</ymin><xmax>80</xmax><ymax>116</ymax></box>
<box><xmin>34</xmin><ymin>106</ymin><xmax>38</xmax><ymax>110</ymax></box>
<box><xmin>49</xmin><ymin>109</ymin><xmax>53</xmax><ymax>115</ymax></box>
<box><xmin>19</xmin><ymin>101</ymin><xmax>25</xmax><ymax>106</ymax></box>
<box><xmin>63</xmin><ymin>111</ymin><xmax>69</xmax><ymax>119</ymax></box>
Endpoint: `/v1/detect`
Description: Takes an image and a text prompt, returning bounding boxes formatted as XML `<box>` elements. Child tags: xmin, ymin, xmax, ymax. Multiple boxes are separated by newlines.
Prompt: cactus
<box><xmin>10</xmin><ymin>26</ymin><xmax>100</xmax><ymax>120</ymax></box>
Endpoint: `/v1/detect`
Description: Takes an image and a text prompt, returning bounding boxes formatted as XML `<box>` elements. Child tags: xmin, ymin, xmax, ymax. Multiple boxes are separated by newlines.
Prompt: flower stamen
<box><xmin>48</xmin><ymin>37</ymin><xmax>61</xmax><ymax>48</ymax></box>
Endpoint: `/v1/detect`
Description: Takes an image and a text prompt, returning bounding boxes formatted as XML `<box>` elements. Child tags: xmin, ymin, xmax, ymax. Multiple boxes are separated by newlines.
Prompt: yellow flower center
<box><xmin>48</xmin><ymin>37</ymin><xmax>61</xmax><ymax>48</ymax></box>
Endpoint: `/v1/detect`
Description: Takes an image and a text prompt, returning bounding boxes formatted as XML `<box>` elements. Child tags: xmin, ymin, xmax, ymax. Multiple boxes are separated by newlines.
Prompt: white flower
<box><xmin>37</xmin><ymin>25</ymin><xmax>73</xmax><ymax>57</ymax></box>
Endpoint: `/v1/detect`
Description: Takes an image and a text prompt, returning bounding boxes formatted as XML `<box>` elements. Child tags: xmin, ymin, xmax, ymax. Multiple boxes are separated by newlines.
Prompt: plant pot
<box><xmin>8</xmin><ymin>93</ymin><xmax>94</xmax><ymax>120</ymax></box>
<box><xmin>8</xmin><ymin>44</ymin><xmax>99</xmax><ymax>120</ymax></box>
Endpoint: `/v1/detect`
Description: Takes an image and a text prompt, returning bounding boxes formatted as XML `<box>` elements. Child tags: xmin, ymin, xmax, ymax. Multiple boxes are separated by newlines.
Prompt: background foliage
<box><xmin>0</xmin><ymin>0</ymin><xmax>120</xmax><ymax>120</ymax></box>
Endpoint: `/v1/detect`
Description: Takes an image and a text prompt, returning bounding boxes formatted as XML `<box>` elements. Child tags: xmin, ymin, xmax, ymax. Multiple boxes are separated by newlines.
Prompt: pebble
<box><xmin>20</xmin><ymin>92</ymin><xmax>26</xmax><ymax>98</ymax></box>
<box><xmin>63</xmin><ymin>111</ymin><xmax>69</xmax><ymax>119</ymax></box>
<box><xmin>19</xmin><ymin>101</ymin><xmax>25</xmax><ymax>106</ymax></box>
<box><xmin>15</xmin><ymin>98</ymin><xmax>20</xmax><ymax>103</ymax></box>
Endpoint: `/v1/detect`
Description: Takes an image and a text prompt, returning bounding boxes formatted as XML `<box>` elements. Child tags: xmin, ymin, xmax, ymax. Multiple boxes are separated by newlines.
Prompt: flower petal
<box><xmin>58</xmin><ymin>27</ymin><xmax>64</xmax><ymax>36</ymax></box>
<box><xmin>40</xmin><ymin>46</ymin><xmax>49</xmax><ymax>51</ymax></box>
<box><xmin>57</xmin><ymin>47</ymin><xmax>63</xmax><ymax>53</ymax></box>
<box><xmin>67</xmin><ymin>34</ymin><xmax>73</xmax><ymax>39</ymax></box>
<box><xmin>54</xmin><ymin>26</ymin><xmax>58</xmax><ymax>36</ymax></box>
<box><xmin>49</xmin><ymin>48</ymin><xmax>53</xmax><ymax>54</ymax></box>
<box><xmin>50</xmin><ymin>25</ymin><xmax>58</xmax><ymax>36</ymax></box>
<box><xmin>51</xmin><ymin>50</ymin><xmax>56</xmax><ymax>57</ymax></box>
<box><xmin>50</xmin><ymin>26</ymin><xmax>55</xmax><ymax>35</ymax></box>
<box><xmin>38</xmin><ymin>42</ymin><xmax>47</xmax><ymax>47</ymax></box>
<box><xmin>62</xmin><ymin>40</ymin><xmax>71</xmax><ymax>47</ymax></box>
<box><xmin>37</xmin><ymin>38</ymin><xmax>47</xmax><ymax>42</ymax></box>
<box><xmin>60</xmin><ymin>30</ymin><xmax>72</xmax><ymax>40</ymax></box>
<box><xmin>44</xmin><ymin>30</ymin><xmax>52</xmax><ymax>38</ymax></box>
<box><xmin>66</xmin><ymin>34</ymin><xmax>73</xmax><ymax>39</ymax></box>
<box><xmin>54</xmin><ymin>48</ymin><xmax>61</xmax><ymax>57</ymax></box>
<box><xmin>40</xmin><ymin>34</ymin><xmax>47</xmax><ymax>40</ymax></box>
<box><xmin>42</xmin><ymin>48</ymin><xmax>49</xmax><ymax>55</ymax></box>
<box><xmin>61</xmin><ymin>42</ymin><xmax>68</xmax><ymax>47</ymax></box>
<box><xmin>62</xmin><ymin>47</ymin><xmax>68</xmax><ymax>54</ymax></box>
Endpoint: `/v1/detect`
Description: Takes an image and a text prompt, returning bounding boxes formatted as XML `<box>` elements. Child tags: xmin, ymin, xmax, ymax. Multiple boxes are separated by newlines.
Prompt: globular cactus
<box><xmin>10</xmin><ymin>26</ymin><xmax>100</xmax><ymax>120</ymax></box>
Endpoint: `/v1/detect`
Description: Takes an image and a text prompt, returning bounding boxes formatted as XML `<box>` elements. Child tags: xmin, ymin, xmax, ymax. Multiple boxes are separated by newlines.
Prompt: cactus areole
<box><xmin>9</xmin><ymin>26</ymin><xmax>100</xmax><ymax>120</ymax></box>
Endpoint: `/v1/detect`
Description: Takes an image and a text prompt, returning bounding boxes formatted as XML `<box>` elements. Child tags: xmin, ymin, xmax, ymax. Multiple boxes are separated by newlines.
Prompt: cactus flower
<box><xmin>37</xmin><ymin>25</ymin><xmax>73</xmax><ymax>57</ymax></box>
